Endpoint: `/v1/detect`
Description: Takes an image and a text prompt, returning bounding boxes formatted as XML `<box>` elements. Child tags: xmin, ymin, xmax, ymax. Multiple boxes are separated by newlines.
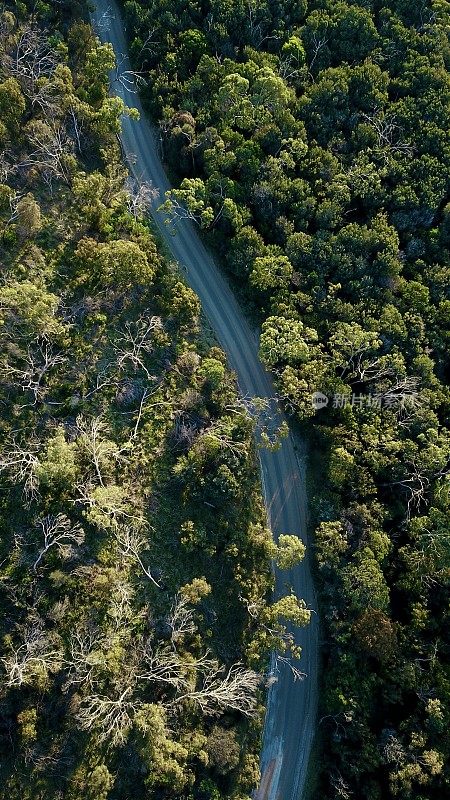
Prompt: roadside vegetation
<box><xmin>120</xmin><ymin>1</ymin><xmax>450</xmax><ymax>798</ymax></box>
<box><xmin>0</xmin><ymin>3</ymin><xmax>309</xmax><ymax>799</ymax></box>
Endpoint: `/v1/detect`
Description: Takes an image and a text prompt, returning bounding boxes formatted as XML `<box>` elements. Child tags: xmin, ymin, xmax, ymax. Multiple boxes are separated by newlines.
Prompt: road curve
<box><xmin>91</xmin><ymin>3</ymin><xmax>319</xmax><ymax>797</ymax></box>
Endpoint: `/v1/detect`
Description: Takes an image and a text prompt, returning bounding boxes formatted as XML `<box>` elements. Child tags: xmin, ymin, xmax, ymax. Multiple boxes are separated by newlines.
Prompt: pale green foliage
<box><xmin>136</xmin><ymin>704</ymin><xmax>190</xmax><ymax>793</ymax></box>
<box><xmin>86</xmin><ymin>765</ymin><xmax>114</xmax><ymax>800</ymax></box>
<box><xmin>342</xmin><ymin>549</ymin><xmax>390</xmax><ymax>612</ymax></box>
<box><xmin>250</xmin><ymin>254</ymin><xmax>293</xmax><ymax>292</ymax></box>
<box><xmin>162</xmin><ymin>178</ymin><xmax>216</xmax><ymax>228</ymax></box>
<box><xmin>206</xmin><ymin>726</ymin><xmax>241</xmax><ymax>775</ymax></box>
<box><xmin>169</xmin><ymin>280</ymin><xmax>201</xmax><ymax>328</ymax></box>
<box><xmin>269</xmin><ymin>594</ymin><xmax>311</xmax><ymax>627</ymax></box>
<box><xmin>85</xmin><ymin>485</ymin><xmax>130</xmax><ymax>530</ymax></box>
<box><xmin>328</xmin><ymin>446</ymin><xmax>355</xmax><ymax>488</ymax></box>
<box><xmin>281</xmin><ymin>35</ymin><xmax>306</xmax><ymax>68</ymax></box>
<box><xmin>180</xmin><ymin>577</ymin><xmax>211</xmax><ymax>603</ymax></box>
<box><xmin>0</xmin><ymin>280</ymin><xmax>66</xmax><ymax>337</ymax></box>
<box><xmin>15</xmin><ymin>193</ymin><xmax>41</xmax><ymax>238</ymax></box>
<box><xmin>252</xmin><ymin>66</ymin><xmax>294</xmax><ymax>111</ymax></box>
<box><xmin>199</xmin><ymin>357</ymin><xmax>226</xmax><ymax>388</ymax></box>
<box><xmin>328</xmin><ymin>321</ymin><xmax>383</xmax><ymax>376</ymax></box>
<box><xmin>273</xmin><ymin>534</ymin><xmax>306</xmax><ymax>570</ymax></box>
<box><xmin>260</xmin><ymin>315</ymin><xmax>317</xmax><ymax>367</ymax></box>
<box><xmin>75</xmin><ymin>237</ymin><xmax>155</xmax><ymax>287</ymax></box>
<box><xmin>34</xmin><ymin>428</ymin><xmax>78</xmax><ymax>492</ymax></box>
<box><xmin>17</xmin><ymin>708</ymin><xmax>37</xmax><ymax>744</ymax></box>
<box><xmin>0</xmin><ymin>77</ymin><xmax>26</xmax><ymax>138</ymax></box>
<box><xmin>217</xmin><ymin>73</ymin><xmax>254</xmax><ymax>129</ymax></box>
<box><xmin>315</xmin><ymin>521</ymin><xmax>349</xmax><ymax>569</ymax></box>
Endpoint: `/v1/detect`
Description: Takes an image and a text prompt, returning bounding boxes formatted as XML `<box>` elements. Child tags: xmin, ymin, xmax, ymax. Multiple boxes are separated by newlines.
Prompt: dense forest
<box><xmin>0</xmin><ymin>2</ymin><xmax>310</xmax><ymax>799</ymax></box>
<box><xmin>118</xmin><ymin>1</ymin><xmax>450</xmax><ymax>798</ymax></box>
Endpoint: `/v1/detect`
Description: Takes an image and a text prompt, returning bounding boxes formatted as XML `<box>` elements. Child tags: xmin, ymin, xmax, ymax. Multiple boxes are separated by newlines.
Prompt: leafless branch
<box><xmin>33</xmin><ymin>514</ymin><xmax>84</xmax><ymax>572</ymax></box>
<box><xmin>2</xmin><ymin>24</ymin><xmax>58</xmax><ymax>109</ymax></box>
<box><xmin>1</xmin><ymin>340</ymin><xmax>66</xmax><ymax>405</ymax></box>
<box><xmin>113</xmin><ymin>525</ymin><xmax>160</xmax><ymax>587</ymax></box>
<box><xmin>0</xmin><ymin>436</ymin><xmax>40</xmax><ymax>499</ymax></box>
<box><xmin>173</xmin><ymin>661</ymin><xmax>260</xmax><ymax>717</ymax></box>
<box><xmin>75</xmin><ymin>415</ymin><xmax>123</xmax><ymax>487</ymax></box>
<box><xmin>125</xmin><ymin>177</ymin><xmax>159</xmax><ymax>219</ymax></box>
<box><xmin>112</xmin><ymin>314</ymin><xmax>162</xmax><ymax>380</ymax></box>
<box><xmin>1</xmin><ymin>621</ymin><xmax>62</xmax><ymax>687</ymax></box>
<box><xmin>20</xmin><ymin>121</ymin><xmax>74</xmax><ymax>184</ymax></box>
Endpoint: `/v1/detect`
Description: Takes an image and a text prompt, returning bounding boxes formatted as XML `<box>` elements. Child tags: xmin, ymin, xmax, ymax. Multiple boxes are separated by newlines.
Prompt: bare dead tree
<box><xmin>130</xmin><ymin>386</ymin><xmax>151</xmax><ymax>439</ymax></box>
<box><xmin>73</xmin><ymin>642</ymin><xmax>181</xmax><ymax>743</ymax></box>
<box><xmin>273</xmin><ymin>654</ymin><xmax>306</xmax><ymax>682</ymax></box>
<box><xmin>137</xmin><ymin>27</ymin><xmax>160</xmax><ymax>59</ymax></box>
<box><xmin>73</xmin><ymin>624</ymin><xmax>259</xmax><ymax>742</ymax></box>
<box><xmin>125</xmin><ymin>177</ymin><xmax>159</xmax><ymax>220</ymax></box>
<box><xmin>136</xmin><ymin>643</ymin><xmax>199</xmax><ymax>691</ymax></box>
<box><xmin>0</xmin><ymin>150</ymin><xmax>16</xmax><ymax>182</ymax></box>
<box><xmin>31</xmin><ymin>77</ymin><xmax>65</xmax><ymax>117</ymax></box>
<box><xmin>112</xmin><ymin>314</ymin><xmax>163</xmax><ymax>380</ymax></box>
<box><xmin>208</xmin><ymin>427</ymin><xmax>248</xmax><ymax>456</ymax></box>
<box><xmin>330</xmin><ymin>772</ymin><xmax>353</xmax><ymax>799</ymax></box>
<box><xmin>245</xmin><ymin>0</ymin><xmax>278</xmax><ymax>48</ymax></box>
<box><xmin>113</xmin><ymin>53</ymin><xmax>147</xmax><ymax>93</ymax></box>
<box><xmin>361</xmin><ymin>110</ymin><xmax>414</xmax><ymax>163</ymax></box>
<box><xmin>114</xmin><ymin>525</ymin><xmax>160</xmax><ymax>587</ymax></box>
<box><xmin>1</xmin><ymin>621</ymin><xmax>62</xmax><ymax>688</ymax></box>
<box><xmin>1</xmin><ymin>341</ymin><xmax>66</xmax><ymax>405</ymax></box>
<box><xmin>118</xmin><ymin>381</ymin><xmax>170</xmax><ymax>437</ymax></box>
<box><xmin>375</xmin><ymin>376</ymin><xmax>421</xmax><ymax>403</ymax></box>
<box><xmin>107</xmin><ymin>578</ymin><xmax>146</xmax><ymax>632</ymax></box>
<box><xmin>33</xmin><ymin>514</ymin><xmax>84</xmax><ymax>572</ymax></box>
<box><xmin>76</xmin><ymin>687</ymin><xmax>137</xmax><ymax>745</ymax></box>
<box><xmin>0</xmin><ymin>436</ymin><xmax>40</xmax><ymax>499</ymax></box>
<box><xmin>64</xmin><ymin>626</ymin><xmax>109</xmax><ymax>691</ymax></box>
<box><xmin>279</xmin><ymin>53</ymin><xmax>304</xmax><ymax>83</ymax></box>
<box><xmin>20</xmin><ymin>121</ymin><xmax>73</xmax><ymax>185</ymax></box>
<box><xmin>173</xmin><ymin>661</ymin><xmax>260</xmax><ymax>717</ymax></box>
<box><xmin>0</xmin><ymin>189</ymin><xmax>24</xmax><ymax>231</ymax></box>
<box><xmin>239</xmin><ymin>594</ymin><xmax>302</xmax><ymax>655</ymax></box>
<box><xmin>418</xmin><ymin>6</ymin><xmax>438</xmax><ymax>32</ymax></box>
<box><xmin>241</xmin><ymin>393</ymin><xmax>288</xmax><ymax>450</ymax></box>
<box><xmin>161</xmin><ymin>192</ymin><xmax>203</xmax><ymax>226</ymax></box>
<box><xmin>308</xmin><ymin>31</ymin><xmax>329</xmax><ymax>77</ymax></box>
<box><xmin>73</xmin><ymin>619</ymin><xmax>260</xmax><ymax>740</ymax></box>
<box><xmin>3</xmin><ymin>24</ymin><xmax>58</xmax><ymax>108</ymax></box>
<box><xmin>83</xmin><ymin>370</ymin><xmax>119</xmax><ymax>401</ymax></box>
<box><xmin>94</xmin><ymin>7</ymin><xmax>115</xmax><ymax>34</ymax></box>
<box><xmin>75</xmin><ymin>415</ymin><xmax>122</xmax><ymax>487</ymax></box>
<box><xmin>319</xmin><ymin>710</ymin><xmax>353</xmax><ymax>740</ymax></box>
<box><xmin>162</xmin><ymin>178</ymin><xmax>227</xmax><ymax>229</ymax></box>
<box><xmin>404</xmin><ymin>536</ymin><xmax>449</xmax><ymax>588</ymax></box>
<box><xmin>167</xmin><ymin>593</ymin><xmax>197</xmax><ymax>645</ymax></box>
<box><xmin>65</xmin><ymin>593</ymin><xmax>143</xmax><ymax>693</ymax></box>
<box><xmin>68</xmin><ymin>106</ymin><xmax>84</xmax><ymax>154</ymax></box>
<box><xmin>333</xmin><ymin>333</ymin><xmax>382</xmax><ymax>382</ymax></box>
<box><xmin>388</xmin><ymin>462</ymin><xmax>430</xmax><ymax>519</ymax></box>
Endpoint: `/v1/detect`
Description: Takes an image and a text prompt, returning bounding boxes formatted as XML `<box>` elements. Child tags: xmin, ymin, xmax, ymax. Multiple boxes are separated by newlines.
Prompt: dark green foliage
<box><xmin>0</xmin><ymin>6</ymin><xmax>310</xmax><ymax>799</ymax></box>
<box><xmin>121</xmin><ymin>0</ymin><xmax>450</xmax><ymax>797</ymax></box>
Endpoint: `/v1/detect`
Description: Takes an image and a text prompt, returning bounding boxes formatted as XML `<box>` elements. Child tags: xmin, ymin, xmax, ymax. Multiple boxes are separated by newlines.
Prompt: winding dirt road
<box><xmin>92</xmin><ymin>4</ymin><xmax>319</xmax><ymax>797</ymax></box>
